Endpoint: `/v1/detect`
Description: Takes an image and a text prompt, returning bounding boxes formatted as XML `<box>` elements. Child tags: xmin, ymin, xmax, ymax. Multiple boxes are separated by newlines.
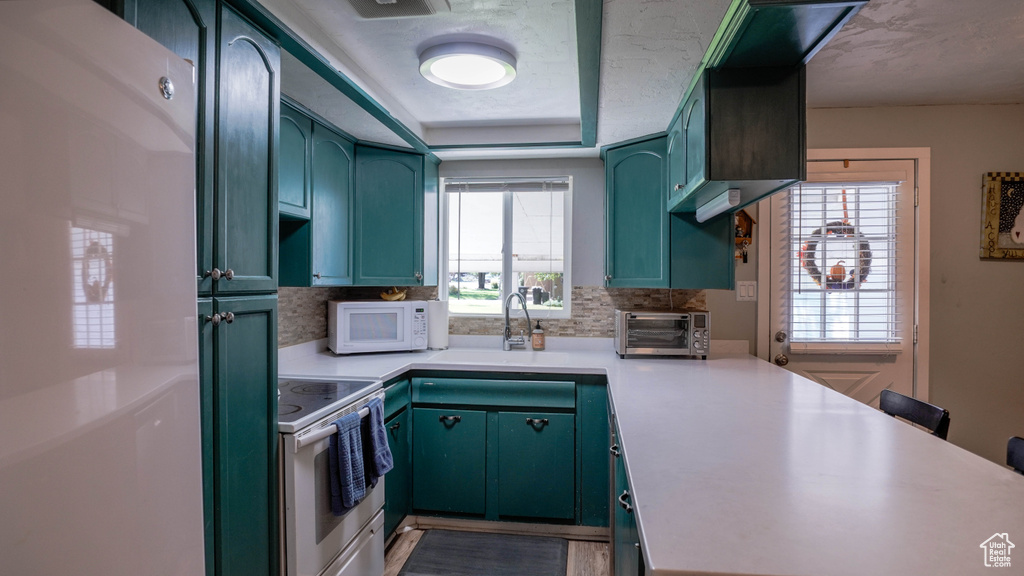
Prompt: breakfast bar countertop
<box><xmin>279</xmin><ymin>338</ymin><xmax>1024</xmax><ymax>576</ymax></box>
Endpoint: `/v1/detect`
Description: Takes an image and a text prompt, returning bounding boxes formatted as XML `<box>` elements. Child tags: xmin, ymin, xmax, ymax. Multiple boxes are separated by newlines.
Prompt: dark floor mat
<box><xmin>398</xmin><ymin>529</ymin><xmax>568</xmax><ymax>576</ymax></box>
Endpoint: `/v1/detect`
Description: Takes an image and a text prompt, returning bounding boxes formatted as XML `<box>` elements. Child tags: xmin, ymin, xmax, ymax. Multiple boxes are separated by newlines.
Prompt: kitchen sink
<box><xmin>432</xmin><ymin>349</ymin><xmax>575</xmax><ymax>367</ymax></box>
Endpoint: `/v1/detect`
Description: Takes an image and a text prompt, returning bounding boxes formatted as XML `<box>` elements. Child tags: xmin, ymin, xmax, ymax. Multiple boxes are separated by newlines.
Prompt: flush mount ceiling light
<box><xmin>419</xmin><ymin>42</ymin><xmax>517</xmax><ymax>90</ymax></box>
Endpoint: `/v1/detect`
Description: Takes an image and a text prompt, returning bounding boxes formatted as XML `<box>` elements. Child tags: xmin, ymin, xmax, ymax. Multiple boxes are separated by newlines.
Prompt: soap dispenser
<box><xmin>531</xmin><ymin>320</ymin><xmax>545</xmax><ymax>351</ymax></box>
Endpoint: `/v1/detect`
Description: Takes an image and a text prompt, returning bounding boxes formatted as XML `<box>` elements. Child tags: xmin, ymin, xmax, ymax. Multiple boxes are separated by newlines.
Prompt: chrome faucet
<box><xmin>503</xmin><ymin>291</ymin><xmax>532</xmax><ymax>351</ymax></box>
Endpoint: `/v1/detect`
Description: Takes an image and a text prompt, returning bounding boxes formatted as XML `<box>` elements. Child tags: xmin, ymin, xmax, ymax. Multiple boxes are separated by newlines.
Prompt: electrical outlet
<box><xmin>736</xmin><ymin>281</ymin><xmax>757</xmax><ymax>302</ymax></box>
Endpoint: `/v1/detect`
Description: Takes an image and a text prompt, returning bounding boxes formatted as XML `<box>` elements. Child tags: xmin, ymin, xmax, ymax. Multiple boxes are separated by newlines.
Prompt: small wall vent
<box><xmin>346</xmin><ymin>0</ymin><xmax>450</xmax><ymax>19</ymax></box>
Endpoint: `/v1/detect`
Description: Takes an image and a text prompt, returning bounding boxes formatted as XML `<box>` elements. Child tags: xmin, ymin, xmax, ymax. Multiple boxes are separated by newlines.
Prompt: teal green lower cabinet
<box><xmin>577</xmin><ymin>378</ymin><xmax>610</xmax><ymax>526</ymax></box>
<box><xmin>197</xmin><ymin>299</ymin><xmax>215</xmax><ymax>576</ymax></box>
<box><xmin>212</xmin><ymin>295</ymin><xmax>278</xmax><ymax>576</ymax></box>
<box><xmin>613</xmin><ymin>423</ymin><xmax>644</xmax><ymax>576</ymax></box>
<box><xmin>384</xmin><ymin>408</ymin><xmax>411</xmax><ymax>537</ymax></box>
<box><xmin>412</xmin><ymin>407</ymin><xmax>487</xmax><ymax>515</ymax></box>
<box><xmin>497</xmin><ymin>412</ymin><xmax>575</xmax><ymax>519</ymax></box>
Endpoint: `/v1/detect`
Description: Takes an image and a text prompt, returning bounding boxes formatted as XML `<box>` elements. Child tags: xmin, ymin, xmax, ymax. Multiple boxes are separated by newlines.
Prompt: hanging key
<box><xmin>741</xmin><ymin>240</ymin><xmax>749</xmax><ymax>264</ymax></box>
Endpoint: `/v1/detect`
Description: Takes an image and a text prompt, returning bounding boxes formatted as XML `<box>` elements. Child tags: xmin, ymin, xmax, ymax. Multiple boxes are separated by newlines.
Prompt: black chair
<box><xmin>879</xmin><ymin>389</ymin><xmax>950</xmax><ymax>440</ymax></box>
<box><xmin>1008</xmin><ymin>437</ymin><xmax>1024</xmax><ymax>475</ymax></box>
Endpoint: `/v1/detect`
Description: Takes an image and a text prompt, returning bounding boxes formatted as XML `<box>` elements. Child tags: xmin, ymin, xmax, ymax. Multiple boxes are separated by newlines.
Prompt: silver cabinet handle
<box><xmin>313</xmin><ymin>272</ymin><xmax>322</xmax><ymax>279</ymax></box>
<box><xmin>674</xmin><ymin>183</ymin><xmax>684</xmax><ymax>191</ymax></box>
<box><xmin>205</xmin><ymin>268</ymin><xmax>234</xmax><ymax>281</ymax></box>
<box><xmin>415</xmin><ymin>272</ymin><xmax>423</xmax><ymax>282</ymax></box>
<box><xmin>618</xmin><ymin>490</ymin><xmax>633</xmax><ymax>513</ymax></box>
<box><xmin>526</xmin><ymin>418</ymin><xmax>549</xmax><ymax>427</ymax></box>
<box><xmin>605</xmin><ymin>275</ymin><xmax>612</xmax><ymax>281</ymax></box>
<box><xmin>205</xmin><ymin>312</ymin><xmax>234</xmax><ymax>326</ymax></box>
<box><xmin>389</xmin><ymin>422</ymin><xmax>401</xmax><ymax>431</ymax></box>
<box><xmin>439</xmin><ymin>415</ymin><xmax>461</xmax><ymax>423</ymax></box>
<box><xmin>609</xmin><ymin>444</ymin><xmax>620</xmax><ymax>457</ymax></box>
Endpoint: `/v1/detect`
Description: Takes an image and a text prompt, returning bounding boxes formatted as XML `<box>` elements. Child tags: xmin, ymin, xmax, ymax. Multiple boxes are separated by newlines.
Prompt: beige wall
<box><xmin>805</xmin><ymin>104</ymin><xmax>1024</xmax><ymax>464</ymax></box>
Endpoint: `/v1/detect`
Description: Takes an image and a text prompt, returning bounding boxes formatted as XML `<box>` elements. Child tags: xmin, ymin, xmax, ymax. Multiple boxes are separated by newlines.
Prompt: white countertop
<box><xmin>279</xmin><ymin>339</ymin><xmax>1024</xmax><ymax>576</ymax></box>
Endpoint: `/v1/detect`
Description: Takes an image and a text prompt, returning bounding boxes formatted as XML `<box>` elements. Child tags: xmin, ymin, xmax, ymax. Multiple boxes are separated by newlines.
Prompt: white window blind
<box><xmin>444</xmin><ymin>177</ymin><xmax>571</xmax><ymax>317</ymax></box>
<box><xmin>783</xmin><ymin>183</ymin><xmax>901</xmax><ymax>345</ymax></box>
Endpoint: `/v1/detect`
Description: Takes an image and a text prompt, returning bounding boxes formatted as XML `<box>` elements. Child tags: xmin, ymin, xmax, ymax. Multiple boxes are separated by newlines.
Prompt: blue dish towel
<box><xmin>328</xmin><ymin>411</ymin><xmax>365</xmax><ymax>516</ymax></box>
<box><xmin>365</xmin><ymin>397</ymin><xmax>394</xmax><ymax>485</ymax></box>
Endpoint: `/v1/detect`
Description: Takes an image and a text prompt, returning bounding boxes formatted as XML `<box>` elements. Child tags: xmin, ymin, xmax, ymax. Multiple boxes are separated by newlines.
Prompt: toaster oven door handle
<box><xmin>628</xmin><ymin>314</ymin><xmax>686</xmax><ymax>321</ymax></box>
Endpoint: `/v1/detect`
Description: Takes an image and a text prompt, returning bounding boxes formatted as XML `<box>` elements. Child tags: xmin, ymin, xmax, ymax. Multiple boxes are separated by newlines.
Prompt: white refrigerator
<box><xmin>0</xmin><ymin>1</ymin><xmax>205</xmax><ymax>574</ymax></box>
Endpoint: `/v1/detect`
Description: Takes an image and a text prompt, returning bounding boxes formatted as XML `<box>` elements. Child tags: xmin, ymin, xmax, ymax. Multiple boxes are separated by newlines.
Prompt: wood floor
<box><xmin>384</xmin><ymin>529</ymin><xmax>610</xmax><ymax>576</ymax></box>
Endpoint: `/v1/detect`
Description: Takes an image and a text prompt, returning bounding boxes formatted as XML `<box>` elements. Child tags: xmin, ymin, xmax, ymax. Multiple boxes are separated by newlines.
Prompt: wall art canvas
<box><xmin>981</xmin><ymin>172</ymin><xmax>1024</xmax><ymax>259</ymax></box>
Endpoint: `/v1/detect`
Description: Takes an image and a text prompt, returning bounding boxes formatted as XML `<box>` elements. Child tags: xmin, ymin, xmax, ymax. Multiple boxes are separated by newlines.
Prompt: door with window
<box><xmin>767</xmin><ymin>159</ymin><xmax>919</xmax><ymax>407</ymax></box>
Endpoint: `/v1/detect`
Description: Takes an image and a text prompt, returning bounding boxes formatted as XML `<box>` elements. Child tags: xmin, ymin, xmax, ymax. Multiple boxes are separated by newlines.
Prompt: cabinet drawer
<box><xmin>412</xmin><ymin>378</ymin><xmax>575</xmax><ymax>409</ymax></box>
<box><xmin>383</xmin><ymin>380</ymin><xmax>410</xmax><ymax>420</ymax></box>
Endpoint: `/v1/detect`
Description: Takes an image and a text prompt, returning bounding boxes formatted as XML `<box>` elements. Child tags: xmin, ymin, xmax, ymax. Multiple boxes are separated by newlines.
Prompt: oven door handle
<box><xmin>293</xmin><ymin>405</ymin><xmax>371</xmax><ymax>452</ymax></box>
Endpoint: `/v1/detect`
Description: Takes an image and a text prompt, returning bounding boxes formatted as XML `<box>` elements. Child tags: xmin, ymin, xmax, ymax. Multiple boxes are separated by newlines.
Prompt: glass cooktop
<box><xmin>277</xmin><ymin>378</ymin><xmax>382</xmax><ymax>433</ymax></box>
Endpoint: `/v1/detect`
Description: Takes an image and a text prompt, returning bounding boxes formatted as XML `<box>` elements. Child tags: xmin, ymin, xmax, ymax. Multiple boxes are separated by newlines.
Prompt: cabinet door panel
<box><xmin>214</xmin><ymin>295</ymin><xmax>278</xmax><ymax>576</ymax></box>
<box><xmin>123</xmin><ymin>0</ymin><xmax>216</xmax><ymax>294</ymax></box>
<box><xmin>613</xmin><ymin>440</ymin><xmax>640</xmax><ymax>576</ymax></box>
<box><xmin>497</xmin><ymin>412</ymin><xmax>575</xmax><ymax>519</ymax></box>
<box><xmin>605</xmin><ymin>137</ymin><xmax>669</xmax><ymax>288</ymax></box>
<box><xmin>683</xmin><ymin>76</ymin><xmax>707</xmax><ymax>191</ymax></box>
<box><xmin>311</xmin><ymin>123</ymin><xmax>354</xmax><ymax>285</ymax></box>
<box><xmin>215</xmin><ymin>6</ymin><xmax>279</xmax><ymax>293</ymax></box>
<box><xmin>666</xmin><ymin>113</ymin><xmax>686</xmax><ymax>212</ymax></box>
<box><xmin>412</xmin><ymin>408</ymin><xmax>486</xmax><ymax>515</ymax></box>
<box><xmin>383</xmin><ymin>409</ymin><xmax>410</xmax><ymax>537</ymax></box>
<box><xmin>279</xmin><ymin>102</ymin><xmax>311</xmax><ymax>219</ymax></box>
<box><xmin>197</xmin><ymin>299</ymin><xmax>215</xmax><ymax>576</ymax></box>
<box><xmin>354</xmin><ymin>146</ymin><xmax>423</xmax><ymax>285</ymax></box>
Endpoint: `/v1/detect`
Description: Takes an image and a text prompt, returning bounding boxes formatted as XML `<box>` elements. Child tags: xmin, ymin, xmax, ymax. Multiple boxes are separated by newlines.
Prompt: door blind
<box><xmin>782</xmin><ymin>182</ymin><xmax>902</xmax><ymax>344</ymax></box>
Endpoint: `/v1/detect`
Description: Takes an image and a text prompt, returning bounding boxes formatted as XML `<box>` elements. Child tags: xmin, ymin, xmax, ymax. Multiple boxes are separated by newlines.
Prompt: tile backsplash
<box><xmin>278</xmin><ymin>285</ymin><xmax>706</xmax><ymax>348</ymax></box>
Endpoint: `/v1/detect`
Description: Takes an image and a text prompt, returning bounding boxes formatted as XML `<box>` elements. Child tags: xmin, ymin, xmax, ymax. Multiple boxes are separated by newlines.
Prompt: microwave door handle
<box><xmin>629</xmin><ymin>314</ymin><xmax>687</xmax><ymax>321</ymax></box>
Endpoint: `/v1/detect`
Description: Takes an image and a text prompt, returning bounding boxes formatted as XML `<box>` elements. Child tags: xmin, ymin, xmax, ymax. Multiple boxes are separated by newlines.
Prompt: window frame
<box><xmin>440</xmin><ymin>176</ymin><xmax>573</xmax><ymax>319</ymax></box>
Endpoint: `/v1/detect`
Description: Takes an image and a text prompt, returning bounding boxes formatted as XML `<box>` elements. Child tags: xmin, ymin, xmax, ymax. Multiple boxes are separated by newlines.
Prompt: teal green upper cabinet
<box><xmin>497</xmin><ymin>412</ymin><xmax>575</xmax><ymax>520</ymax></box>
<box><xmin>666</xmin><ymin>113</ymin><xmax>686</xmax><ymax>214</ymax></box>
<box><xmin>212</xmin><ymin>295</ymin><xmax>278</xmax><ymax>576</ymax></box>
<box><xmin>214</xmin><ymin>5</ymin><xmax>279</xmax><ymax>294</ymax></box>
<box><xmin>707</xmin><ymin>0</ymin><xmax>867</xmax><ymax>69</ymax></box>
<box><xmin>310</xmin><ymin>122</ymin><xmax>354</xmax><ymax>285</ymax></box>
<box><xmin>279</xmin><ymin>101</ymin><xmax>312</xmax><ymax>220</ymax></box>
<box><xmin>354</xmin><ymin>145</ymin><xmax>425</xmax><ymax>286</ymax></box>
<box><xmin>278</xmin><ymin>105</ymin><xmax>356</xmax><ymax>288</ymax></box>
<box><xmin>122</xmin><ymin>0</ymin><xmax>216</xmax><ymax>294</ymax></box>
<box><xmin>412</xmin><ymin>407</ymin><xmax>487</xmax><ymax>515</ymax></box>
<box><xmin>670</xmin><ymin>212</ymin><xmax>735</xmax><ymax>289</ymax></box>
<box><xmin>605</xmin><ymin>136</ymin><xmax>669</xmax><ymax>288</ymax></box>
<box><xmin>666</xmin><ymin>0</ymin><xmax>866</xmax><ymax>215</ymax></box>
<box><xmin>667</xmin><ymin>66</ymin><xmax>805</xmax><ymax>215</ymax></box>
<box><xmin>605</xmin><ymin>135</ymin><xmax>734</xmax><ymax>290</ymax></box>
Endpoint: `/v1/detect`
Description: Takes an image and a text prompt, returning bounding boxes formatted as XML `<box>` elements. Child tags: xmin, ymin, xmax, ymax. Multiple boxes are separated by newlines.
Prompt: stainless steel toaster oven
<box><xmin>614</xmin><ymin>309</ymin><xmax>710</xmax><ymax>359</ymax></box>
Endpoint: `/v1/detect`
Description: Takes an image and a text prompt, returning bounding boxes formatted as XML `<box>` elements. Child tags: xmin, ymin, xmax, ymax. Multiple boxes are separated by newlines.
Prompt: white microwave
<box><xmin>327</xmin><ymin>300</ymin><xmax>428</xmax><ymax>354</ymax></box>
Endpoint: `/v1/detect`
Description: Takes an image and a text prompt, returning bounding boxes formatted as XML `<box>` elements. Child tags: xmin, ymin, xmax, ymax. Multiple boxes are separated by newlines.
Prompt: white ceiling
<box><xmin>266</xmin><ymin>0</ymin><xmax>1024</xmax><ymax>158</ymax></box>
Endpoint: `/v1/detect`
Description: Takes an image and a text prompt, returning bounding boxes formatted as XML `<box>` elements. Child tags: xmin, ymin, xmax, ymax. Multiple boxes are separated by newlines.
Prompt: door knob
<box><xmin>774</xmin><ymin>330</ymin><xmax>787</xmax><ymax>343</ymax></box>
<box><xmin>774</xmin><ymin>353</ymin><xmax>789</xmax><ymax>366</ymax></box>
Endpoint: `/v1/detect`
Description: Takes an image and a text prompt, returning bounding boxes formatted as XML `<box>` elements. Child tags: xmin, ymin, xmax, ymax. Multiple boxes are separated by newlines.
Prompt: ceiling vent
<box><xmin>346</xmin><ymin>0</ymin><xmax>450</xmax><ymax>19</ymax></box>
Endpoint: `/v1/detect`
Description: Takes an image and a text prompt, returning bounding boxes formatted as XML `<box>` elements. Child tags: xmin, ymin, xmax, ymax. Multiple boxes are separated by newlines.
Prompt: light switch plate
<box><xmin>736</xmin><ymin>281</ymin><xmax>757</xmax><ymax>302</ymax></box>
